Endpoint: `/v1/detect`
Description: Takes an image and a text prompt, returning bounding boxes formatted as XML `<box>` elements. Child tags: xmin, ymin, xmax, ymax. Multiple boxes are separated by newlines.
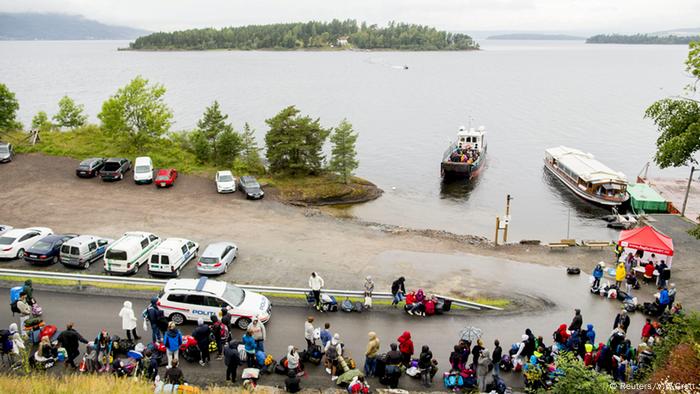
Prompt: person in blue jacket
<box><xmin>592</xmin><ymin>263</ymin><xmax>604</xmax><ymax>288</ymax></box>
<box><xmin>145</xmin><ymin>297</ymin><xmax>163</xmax><ymax>343</ymax></box>
<box><xmin>163</xmin><ymin>321</ymin><xmax>182</xmax><ymax>369</ymax></box>
<box><xmin>242</xmin><ymin>328</ymin><xmax>257</xmax><ymax>368</ymax></box>
<box><xmin>586</xmin><ymin>324</ymin><xmax>596</xmax><ymax>345</ymax></box>
<box><xmin>658</xmin><ymin>287</ymin><xmax>670</xmax><ymax>311</ymax></box>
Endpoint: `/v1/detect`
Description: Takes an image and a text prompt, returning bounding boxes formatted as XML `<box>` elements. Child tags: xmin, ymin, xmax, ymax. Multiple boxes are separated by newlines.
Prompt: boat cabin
<box><xmin>457</xmin><ymin>126</ymin><xmax>486</xmax><ymax>151</ymax></box>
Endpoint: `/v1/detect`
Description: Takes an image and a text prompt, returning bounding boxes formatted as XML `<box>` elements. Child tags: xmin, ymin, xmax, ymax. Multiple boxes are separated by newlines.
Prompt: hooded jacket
<box><xmin>586</xmin><ymin>324</ymin><xmax>596</xmax><ymax>344</ymax></box>
<box><xmin>569</xmin><ymin>312</ymin><xmax>583</xmax><ymax>332</ymax></box>
<box><xmin>287</xmin><ymin>345</ymin><xmax>300</xmax><ymax>370</ymax></box>
<box><xmin>57</xmin><ymin>327</ymin><xmax>87</xmax><ymax>353</ymax></box>
<box><xmin>119</xmin><ymin>301</ymin><xmax>137</xmax><ymax>330</ymax></box>
<box><xmin>613</xmin><ymin>312</ymin><xmax>631</xmax><ymax>331</ymax></box>
<box><xmin>593</xmin><ymin>265</ymin><xmax>604</xmax><ymax>279</ymax></box>
<box><xmin>418</xmin><ymin>345</ymin><xmax>433</xmax><ymax>369</ymax></box>
<box><xmin>615</xmin><ymin>263</ymin><xmax>626</xmax><ymax>282</ymax></box>
<box><xmin>308</xmin><ymin>273</ymin><xmax>324</xmax><ymax>291</ymax></box>
<box><xmin>476</xmin><ymin>348</ymin><xmax>491</xmax><ymax>376</ymax></box>
<box><xmin>659</xmin><ymin>289</ymin><xmax>670</xmax><ymax>305</ymax></box>
<box><xmin>366</xmin><ymin>332</ymin><xmax>380</xmax><ymax>358</ymax></box>
<box><xmin>397</xmin><ymin>331</ymin><xmax>414</xmax><ymax>355</ymax></box>
<box><xmin>8</xmin><ymin>323</ymin><xmax>24</xmax><ymax>355</ymax></box>
<box><xmin>163</xmin><ymin>329</ymin><xmax>182</xmax><ymax>352</ymax></box>
<box><xmin>224</xmin><ymin>341</ymin><xmax>241</xmax><ymax>366</ymax></box>
<box><xmin>192</xmin><ymin>323</ymin><xmax>211</xmax><ymax>346</ymax></box>
<box><xmin>146</xmin><ymin>297</ymin><xmax>161</xmax><ymax>324</ymax></box>
<box><xmin>247</xmin><ymin>320</ymin><xmax>266</xmax><ymax>341</ymax></box>
<box><xmin>242</xmin><ymin>334</ymin><xmax>256</xmax><ymax>354</ymax></box>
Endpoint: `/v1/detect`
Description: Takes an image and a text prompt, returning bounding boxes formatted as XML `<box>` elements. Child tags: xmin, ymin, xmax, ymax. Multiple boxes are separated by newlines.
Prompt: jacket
<box><xmin>242</xmin><ymin>334</ymin><xmax>256</xmax><ymax>353</ymax></box>
<box><xmin>476</xmin><ymin>349</ymin><xmax>491</xmax><ymax>376</ymax></box>
<box><xmin>391</xmin><ymin>279</ymin><xmax>406</xmax><ymax>295</ymax></box>
<box><xmin>192</xmin><ymin>324</ymin><xmax>211</xmax><ymax>346</ymax></box>
<box><xmin>8</xmin><ymin>324</ymin><xmax>24</xmax><ymax>356</ymax></box>
<box><xmin>247</xmin><ymin>321</ymin><xmax>266</xmax><ymax>341</ymax></box>
<box><xmin>308</xmin><ymin>274</ymin><xmax>324</xmax><ymax>291</ymax></box>
<box><xmin>119</xmin><ymin>301</ymin><xmax>137</xmax><ymax>330</ymax></box>
<box><xmin>57</xmin><ymin>328</ymin><xmax>88</xmax><ymax>353</ymax></box>
<box><xmin>224</xmin><ymin>343</ymin><xmax>241</xmax><ymax>367</ymax></box>
<box><xmin>164</xmin><ymin>366</ymin><xmax>184</xmax><ymax>385</ymax></box>
<box><xmin>569</xmin><ymin>313</ymin><xmax>583</xmax><ymax>332</ymax></box>
<box><xmin>304</xmin><ymin>321</ymin><xmax>314</xmax><ymax>341</ymax></box>
<box><xmin>615</xmin><ymin>263</ymin><xmax>626</xmax><ymax>282</ymax></box>
<box><xmin>659</xmin><ymin>289</ymin><xmax>670</xmax><ymax>305</ymax></box>
<box><xmin>397</xmin><ymin>331</ymin><xmax>414</xmax><ymax>355</ymax></box>
<box><xmin>586</xmin><ymin>324</ymin><xmax>596</xmax><ymax>344</ymax></box>
<box><xmin>644</xmin><ymin>263</ymin><xmax>655</xmax><ymax>277</ymax></box>
<box><xmin>613</xmin><ymin>313</ymin><xmax>630</xmax><ymax>331</ymax></box>
<box><xmin>593</xmin><ymin>266</ymin><xmax>604</xmax><ymax>279</ymax></box>
<box><xmin>386</xmin><ymin>350</ymin><xmax>402</xmax><ymax>365</ymax></box>
<box><xmin>491</xmin><ymin>345</ymin><xmax>502</xmax><ymax>364</ymax></box>
<box><xmin>146</xmin><ymin>304</ymin><xmax>161</xmax><ymax>324</ymax></box>
<box><xmin>287</xmin><ymin>346</ymin><xmax>300</xmax><ymax>370</ymax></box>
<box><xmin>418</xmin><ymin>347</ymin><xmax>433</xmax><ymax>369</ymax></box>
<box><xmin>16</xmin><ymin>299</ymin><xmax>31</xmax><ymax>316</ymax></box>
<box><xmin>366</xmin><ymin>332</ymin><xmax>380</xmax><ymax>357</ymax></box>
<box><xmin>163</xmin><ymin>329</ymin><xmax>182</xmax><ymax>352</ymax></box>
<box><xmin>320</xmin><ymin>329</ymin><xmax>332</xmax><ymax>346</ymax></box>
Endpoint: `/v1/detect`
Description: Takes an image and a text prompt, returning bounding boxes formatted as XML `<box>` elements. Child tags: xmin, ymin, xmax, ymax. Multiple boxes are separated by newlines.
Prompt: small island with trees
<box><xmin>127</xmin><ymin>19</ymin><xmax>479</xmax><ymax>51</ymax></box>
<box><xmin>587</xmin><ymin>34</ymin><xmax>700</xmax><ymax>45</ymax></box>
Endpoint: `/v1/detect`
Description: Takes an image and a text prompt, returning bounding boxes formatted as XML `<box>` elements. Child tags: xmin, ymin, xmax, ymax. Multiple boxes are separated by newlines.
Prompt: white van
<box><xmin>133</xmin><ymin>156</ymin><xmax>154</xmax><ymax>184</ymax></box>
<box><xmin>104</xmin><ymin>231</ymin><xmax>161</xmax><ymax>275</ymax></box>
<box><xmin>148</xmin><ymin>238</ymin><xmax>199</xmax><ymax>277</ymax></box>
<box><xmin>158</xmin><ymin>277</ymin><xmax>271</xmax><ymax>329</ymax></box>
<box><xmin>60</xmin><ymin>235</ymin><xmax>114</xmax><ymax>269</ymax></box>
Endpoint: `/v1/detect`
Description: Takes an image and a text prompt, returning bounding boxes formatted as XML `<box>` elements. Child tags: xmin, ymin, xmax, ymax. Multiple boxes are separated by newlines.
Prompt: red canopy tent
<box><xmin>618</xmin><ymin>226</ymin><xmax>674</xmax><ymax>256</ymax></box>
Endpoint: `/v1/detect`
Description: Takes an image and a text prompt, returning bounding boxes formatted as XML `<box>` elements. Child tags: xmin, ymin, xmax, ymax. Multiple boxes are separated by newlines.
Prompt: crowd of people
<box><xmin>0</xmin><ymin>267</ymin><xmax>687</xmax><ymax>393</ymax></box>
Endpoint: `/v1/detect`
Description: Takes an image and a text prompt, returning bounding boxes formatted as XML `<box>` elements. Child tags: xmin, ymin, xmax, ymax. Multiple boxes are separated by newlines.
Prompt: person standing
<box><xmin>592</xmin><ymin>262</ymin><xmax>604</xmax><ymax>288</ymax></box>
<box><xmin>363</xmin><ymin>276</ymin><xmax>375</xmax><ymax>309</ymax></box>
<box><xmin>613</xmin><ymin>309</ymin><xmax>631</xmax><ymax>332</ymax></box>
<box><xmin>211</xmin><ymin>315</ymin><xmax>226</xmax><ymax>360</ymax></box>
<box><xmin>641</xmin><ymin>318</ymin><xmax>656</xmax><ymax>343</ymax></box>
<box><xmin>391</xmin><ymin>277</ymin><xmax>406</xmax><ymax>307</ymax></box>
<box><xmin>491</xmin><ymin>339</ymin><xmax>502</xmax><ymax>377</ymax></box>
<box><xmin>304</xmin><ymin>316</ymin><xmax>315</xmax><ymax>349</ymax></box>
<box><xmin>118</xmin><ymin>301</ymin><xmax>140</xmax><ymax>341</ymax></box>
<box><xmin>397</xmin><ymin>331</ymin><xmax>414</xmax><ymax>367</ymax></box>
<box><xmin>242</xmin><ymin>329</ymin><xmax>257</xmax><ymax>368</ymax></box>
<box><xmin>569</xmin><ymin>309</ymin><xmax>583</xmax><ymax>332</ymax></box>
<box><xmin>477</xmin><ymin>347</ymin><xmax>492</xmax><ymax>392</ymax></box>
<box><xmin>364</xmin><ymin>331</ymin><xmax>380</xmax><ymax>377</ymax></box>
<box><xmin>164</xmin><ymin>358</ymin><xmax>184</xmax><ymax>385</ymax></box>
<box><xmin>247</xmin><ymin>316</ymin><xmax>267</xmax><ymax>352</ymax></box>
<box><xmin>418</xmin><ymin>345</ymin><xmax>434</xmax><ymax>387</ymax></box>
<box><xmin>163</xmin><ymin>322</ymin><xmax>182</xmax><ymax>369</ymax></box>
<box><xmin>56</xmin><ymin>322</ymin><xmax>88</xmax><ymax>369</ymax></box>
<box><xmin>667</xmin><ymin>283</ymin><xmax>677</xmax><ymax>311</ymax></box>
<box><xmin>471</xmin><ymin>339</ymin><xmax>484</xmax><ymax>371</ymax></box>
<box><xmin>285</xmin><ymin>369</ymin><xmax>302</xmax><ymax>393</ymax></box>
<box><xmin>657</xmin><ymin>260</ymin><xmax>669</xmax><ymax>288</ymax></box>
<box><xmin>224</xmin><ymin>340</ymin><xmax>241</xmax><ymax>383</ymax></box>
<box><xmin>624</xmin><ymin>252</ymin><xmax>635</xmax><ymax>273</ymax></box>
<box><xmin>192</xmin><ymin>318</ymin><xmax>211</xmax><ymax>366</ymax></box>
<box><xmin>586</xmin><ymin>324</ymin><xmax>596</xmax><ymax>344</ymax></box>
<box><xmin>320</xmin><ymin>322</ymin><xmax>332</xmax><ymax>348</ymax></box>
<box><xmin>7</xmin><ymin>323</ymin><xmax>25</xmax><ymax>366</ymax></box>
<box><xmin>16</xmin><ymin>292</ymin><xmax>31</xmax><ymax>332</ymax></box>
<box><xmin>658</xmin><ymin>287</ymin><xmax>670</xmax><ymax>310</ymax></box>
<box><xmin>625</xmin><ymin>272</ymin><xmax>637</xmax><ymax>296</ymax></box>
<box><xmin>22</xmin><ymin>280</ymin><xmax>35</xmax><ymax>305</ymax></box>
<box><xmin>145</xmin><ymin>297</ymin><xmax>163</xmax><ymax>343</ymax></box>
<box><xmin>615</xmin><ymin>262</ymin><xmax>626</xmax><ymax>288</ymax></box>
<box><xmin>221</xmin><ymin>307</ymin><xmax>232</xmax><ymax>332</ymax></box>
<box><xmin>309</xmin><ymin>272</ymin><xmax>325</xmax><ymax>311</ymax></box>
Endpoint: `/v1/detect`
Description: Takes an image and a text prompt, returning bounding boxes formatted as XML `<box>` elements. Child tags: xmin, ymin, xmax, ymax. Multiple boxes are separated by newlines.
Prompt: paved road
<box><xmin>0</xmin><ymin>288</ymin><xmax>521</xmax><ymax>391</ymax></box>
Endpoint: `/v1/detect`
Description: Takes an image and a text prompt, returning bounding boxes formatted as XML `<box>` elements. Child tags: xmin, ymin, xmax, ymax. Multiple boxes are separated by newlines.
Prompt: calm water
<box><xmin>0</xmin><ymin>40</ymin><xmax>691</xmax><ymax>241</ymax></box>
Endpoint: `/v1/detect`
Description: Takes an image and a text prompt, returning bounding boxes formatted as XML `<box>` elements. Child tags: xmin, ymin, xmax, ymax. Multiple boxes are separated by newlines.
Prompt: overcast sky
<box><xmin>1</xmin><ymin>0</ymin><xmax>698</xmax><ymax>34</ymax></box>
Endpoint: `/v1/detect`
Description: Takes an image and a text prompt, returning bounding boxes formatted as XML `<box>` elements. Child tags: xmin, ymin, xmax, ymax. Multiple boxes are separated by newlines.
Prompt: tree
<box><xmin>549</xmin><ymin>352</ymin><xmax>616</xmax><ymax>394</ymax></box>
<box><xmin>98</xmin><ymin>76</ymin><xmax>173</xmax><ymax>152</ymax></box>
<box><xmin>0</xmin><ymin>83</ymin><xmax>21</xmax><ymax>131</ymax></box>
<box><xmin>196</xmin><ymin>101</ymin><xmax>231</xmax><ymax>161</ymax></box>
<box><xmin>238</xmin><ymin>122</ymin><xmax>265</xmax><ymax>174</ymax></box>
<box><xmin>264</xmin><ymin>106</ymin><xmax>330</xmax><ymax>175</ymax></box>
<box><xmin>216</xmin><ymin>128</ymin><xmax>243</xmax><ymax>167</ymax></box>
<box><xmin>31</xmin><ymin>111</ymin><xmax>53</xmax><ymax>133</ymax></box>
<box><xmin>190</xmin><ymin>130</ymin><xmax>210</xmax><ymax>164</ymax></box>
<box><xmin>645</xmin><ymin>41</ymin><xmax>700</xmax><ymax>168</ymax></box>
<box><xmin>53</xmin><ymin>96</ymin><xmax>87</xmax><ymax>128</ymax></box>
<box><xmin>329</xmin><ymin>119</ymin><xmax>359</xmax><ymax>184</ymax></box>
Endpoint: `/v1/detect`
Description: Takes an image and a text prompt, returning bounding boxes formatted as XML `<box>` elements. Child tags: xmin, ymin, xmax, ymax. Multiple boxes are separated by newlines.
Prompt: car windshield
<box><xmin>0</xmin><ymin>147</ymin><xmax>8</xmax><ymax>154</ymax></box>
<box><xmin>135</xmin><ymin>165</ymin><xmax>151</xmax><ymax>173</ymax></box>
<box><xmin>103</xmin><ymin>162</ymin><xmax>120</xmax><ymax>171</ymax></box>
<box><xmin>31</xmin><ymin>240</ymin><xmax>53</xmax><ymax>251</ymax></box>
<box><xmin>218</xmin><ymin>175</ymin><xmax>233</xmax><ymax>182</ymax></box>
<box><xmin>105</xmin><ymin>249</ymin><xmax>127</xmax><ymax>260</ymax></box>
<box><xmin>199</xmin><ymin>257</ymin><xmax>218</xmax><ymax>264</ymax></box>
<box><xmin>156</xmin><ymin>174</ymin><xmax>170</xmax><ymax>181</ymax></box>
<box><xmin>0</xmin><ymin>237</ymin><xmax>15</xmax><ymax>245</ymax></box>
<box><xmin>221</xmin><ymin>284</ymin><xmax>245</xmax><ymax>307</ymax></box>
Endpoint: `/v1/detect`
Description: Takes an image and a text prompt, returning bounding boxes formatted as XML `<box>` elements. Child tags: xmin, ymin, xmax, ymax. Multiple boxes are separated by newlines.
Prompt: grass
<box><xmin>0</xmin><ymin>275</ymin><xmax>161</xmax><ymax>292</ymax></box>
<box><xmin>264</xmin><ymin>173</ymin><xmax>382</xmax><ymax>205</ymax></box>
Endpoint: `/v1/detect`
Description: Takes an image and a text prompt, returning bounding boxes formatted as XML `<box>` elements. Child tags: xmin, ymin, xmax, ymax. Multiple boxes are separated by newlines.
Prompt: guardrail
<box><xmin>0</xmin><ymin>268</ymin><xmax>501</xmax><ymax>311</ymax></box>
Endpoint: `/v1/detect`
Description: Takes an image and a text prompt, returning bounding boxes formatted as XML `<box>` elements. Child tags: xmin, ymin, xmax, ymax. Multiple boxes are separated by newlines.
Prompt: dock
<box><xmin>642</xmin><ymin>177</ymin><xmax>700</xmax><ymax>223</ymax></box>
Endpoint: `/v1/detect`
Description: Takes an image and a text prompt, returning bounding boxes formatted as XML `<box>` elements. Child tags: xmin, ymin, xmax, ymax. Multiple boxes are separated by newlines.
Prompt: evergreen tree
<box><xmin>239</xmin><ymin>122</ymin><xmax>265</xmax><ymax>174</ymax></box>
<box><xmin>190</xmin><ymin>130</ymin><xmax>210</xmax><ymax>164</ymax></box>
<box><xmin>264</xmin><ymin>106</ymin><xmax>330</xmax><ymax>175</ymax></box>
<box><xmin>329</xmin><ymin>119</ymin><xmax>359</xmax><ymax>184</ymax></box>
<box><xmin>31</xmin><ymin>111</ymin><xmax>53</xmax><ymax>133</ymax></box>
<box><xmin>216</xmin><ymin>127</ymin><xmax>243</xmax><ymax>167</ymax></box>
<box><xmin>0</xmin><ymin>83</ymin><xmax>21</xmax><ymax>132</ymax></box>
<box><xmin>196</xmin><ymin>101</ymin><xmax>231</xmax><ymax>161</ymax></box>
<box><xmin>53</xmin><ymin>96</ymin><xmax>88</xmax><ymax>128</ymax></box>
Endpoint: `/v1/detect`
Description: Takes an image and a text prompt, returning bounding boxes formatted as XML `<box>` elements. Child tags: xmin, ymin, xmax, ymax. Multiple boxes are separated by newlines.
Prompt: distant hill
<box><xmin>0</xmin><ymin>13</ymin><xmax>150</xmax><ymax>40</ymax></box>
<box><xmin>487</xmin><ymin>33</ymin><xmax>584</xmax><ymax>40</ymax></box>
<box><xmin>586</xmin><ymin>33</ymin><xmax>700</xmax><ymax>45</ymax></box>
<box><xmin>651</xmin><ymin>27</ymin><xmax>700</xmax><ymax>37</ymax></box>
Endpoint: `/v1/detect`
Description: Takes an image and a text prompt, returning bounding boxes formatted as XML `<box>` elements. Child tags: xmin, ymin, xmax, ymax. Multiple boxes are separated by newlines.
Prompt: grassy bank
<box><xmin>264</xmin><ymin>174</ymin><xmax>383</xmax><ymax>205</ymax></box>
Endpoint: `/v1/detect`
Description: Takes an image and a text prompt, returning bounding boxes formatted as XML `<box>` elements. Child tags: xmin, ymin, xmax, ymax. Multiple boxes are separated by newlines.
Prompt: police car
<box><xmin>157</xmin><ymin>277</ymin><xmax>271</xmax><ymax>329</ymax></box>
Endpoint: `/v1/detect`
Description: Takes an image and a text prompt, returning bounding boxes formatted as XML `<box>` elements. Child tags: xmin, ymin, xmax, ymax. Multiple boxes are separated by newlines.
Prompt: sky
<box><xmin>1</xmin><ymin>0</ymin><xmax>699</xmax><ymax>34</ymax></box>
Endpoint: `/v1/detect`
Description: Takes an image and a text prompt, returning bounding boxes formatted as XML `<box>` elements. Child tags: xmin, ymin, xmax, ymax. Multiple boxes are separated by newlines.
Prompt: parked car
<box><xmin>60</xmin><ymin>235</ymin><xmax>113</xmax><ymax>269</ymax></box>
<box><xmin>104</xmin><ymin>231</ymin><xmax>161</xmax><ymax>275</ymax></box>
<box><xmin>24</xmin><ymin>234</ymin><xmax>77</xmax><ymax>265</ymax></box>
<box><xmin>0</xmin><ymin>225</ymin><xmax>12</xmax><ymax>236</ymax></box>
<box><xmin>0</xmin><ymin>142</ymin><xmax>15</xmax><ymax>163</ymax></box>
<box><xmin>75</xmin><ymin>157</ymin><xmax>105</xmax><ymax>178</ymax></box>
<box><xmin>197</xmin><ymin>242</ymin><xmax>238</xmax><ymax>275</ymax></box>
<box><xmin>155</xmin><ymin>168</ymin><xmax>177</xmax><ymax>188</ymax></box>
<box><xmin>239</xmin><ymin>176</ymin><xmax>264</xmax><ymax>199</ymax></box>
<box><xmin>100</xmin><ymin>158</ymin><xmax>131</xmax><ymax>181</ymax></box>
<box><xmin>0</xmin><ymin>227</ymin><xmax>53</xmax><ymax>259</ymax></box>
<box><xmin>148</xmin><ymin>238</ymin><xmax>198</xmax><ymax>277</ymax></box>
<box><xmin>133</xmin><ymin>156</ymin><xmax>154</xmax><ymax>184</ymax></box>
<box><xmin>158</xmin><ymin>277</ymin><xmax>271</xmax><ymax>329</ymax></box>
<box><xmin>215</xmin><ymin>171</ymin><xmax>236</xmax><ymax>193</ymax></box>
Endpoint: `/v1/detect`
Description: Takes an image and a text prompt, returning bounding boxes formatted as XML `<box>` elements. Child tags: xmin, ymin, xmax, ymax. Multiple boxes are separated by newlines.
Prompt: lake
<box><xmin>0</xmin><ymin>40</ymin><xmax>691</xmax><ymax>241</ymax></box>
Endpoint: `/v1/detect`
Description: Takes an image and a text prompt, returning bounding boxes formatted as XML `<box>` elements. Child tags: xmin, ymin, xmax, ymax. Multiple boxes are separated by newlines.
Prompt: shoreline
<box><xmin>118</xmin><ymin>47</ymin><xmax>480</xmax><ymax>53</ymax></box>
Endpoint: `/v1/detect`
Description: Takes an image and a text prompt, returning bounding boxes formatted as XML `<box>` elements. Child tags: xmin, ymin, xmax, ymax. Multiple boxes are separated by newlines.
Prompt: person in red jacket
<box><xmin>397</xmin><ymin>331</ymin><xmax>414</xmax><ymax>367</ymax></box>
<box><xmin>641</xmin><ymin>318</ymin><xmax>656</xmax><ymax>343</ymax></box>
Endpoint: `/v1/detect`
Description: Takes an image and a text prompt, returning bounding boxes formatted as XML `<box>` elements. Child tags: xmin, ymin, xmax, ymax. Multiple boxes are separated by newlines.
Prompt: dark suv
<box><xmin>76</xmin><ymin>157</ymin><xmax>105</xmax><ymax>178</ymax></box>
<box><xmin>0</xmin><ymin>142</ymin><xmax>14</xmax><ymax>163</ymax></box>
<box><xmin>239</xmin><ymin>176</ymin><xmax>264</xmax><ymax>199</ymax></box>
<box><xmin>99</xmin><ymin>158</ymin><xmax>131</xmax><ymax>181</ymax></box>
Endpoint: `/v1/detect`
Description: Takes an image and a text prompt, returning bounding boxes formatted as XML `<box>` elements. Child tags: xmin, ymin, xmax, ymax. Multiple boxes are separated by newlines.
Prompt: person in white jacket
<box><xmin>308</xmin><ymin>272</ymin><xmax>325</xmax><ymax>311</ymax></box>
<box><xmin>118</xmin><ymin>301</ymin><xmax>140</xmax><ymax>341</ymax></box>
<box><xmin>8</xmin><ymin>323</ymin><xmax>25</xmax><ymax>365</ymax></box>
<box><xmin>513</xmin><ymin>334</ymin><xmax>527</xmax><ymax>368</ymax></box>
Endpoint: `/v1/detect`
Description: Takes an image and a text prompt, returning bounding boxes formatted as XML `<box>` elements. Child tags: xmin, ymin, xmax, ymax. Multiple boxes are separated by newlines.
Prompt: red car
<box><xmin>155</xmin><ymin>168</ymin><xmax>177</xmax><ymax>188</ymax></box>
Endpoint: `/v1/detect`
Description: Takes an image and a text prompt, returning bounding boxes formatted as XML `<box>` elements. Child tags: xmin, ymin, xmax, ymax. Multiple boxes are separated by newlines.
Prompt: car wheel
<box><xmin>119</xmin><ymin>173</ymin><xmax>123</xmax><ymax>180</ymax></box>
<box><xmin>16</xmin><ymin>249</ymin><xmax>25</xmax><ymax>259</ymax></box>
<box><xmin>236</xmin><ymin>317</ymin><xmax>251</xmax><ymax>330</ymax></box>
<box><xmin>176</xmin><ymin>268</ymin><xmax>181</xmax><ymax>277</ymax></box>
<box><xmin>84</xmin><ymin>261</ymin><xmax>90</xmax><ymax>270</ymax></box>
<box><xmin>170</xmin><ymin>313</ymin><xmax>185</xmax><ymax>325</ymax></box>
<box><xmin>224</xmin><ymin>264</ymin><xmax>228</xmax><ymax>274</ymax></box>
<box><xmin>134</xmin><ymin>264</ymin><xmax>139</xmax><ymax>274</ymax></box>
<box><xmin>52</xmin><ymin>256</ymin><xmax>58</xmax><ymax>264</ymax></box>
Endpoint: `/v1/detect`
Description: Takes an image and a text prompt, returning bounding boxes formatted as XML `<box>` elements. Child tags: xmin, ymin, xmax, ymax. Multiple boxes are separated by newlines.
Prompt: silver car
<box><xmin>196</xmin><ymin>242</ymin><xmax>238</xmax><ymax>275</ymax></box>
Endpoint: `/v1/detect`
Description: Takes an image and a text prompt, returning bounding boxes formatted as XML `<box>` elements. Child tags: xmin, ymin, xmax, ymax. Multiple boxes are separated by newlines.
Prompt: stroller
<box><xmin>306</xmin><ymin>292</ymin><xmax>338</xmax><ymax>312</ymax></box>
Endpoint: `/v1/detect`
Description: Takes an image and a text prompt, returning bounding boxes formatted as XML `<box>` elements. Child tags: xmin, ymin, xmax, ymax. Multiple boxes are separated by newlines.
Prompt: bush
<box><xmin>549</xmin><ymin>352</ymin><xmax>616</xmax><ymax>394</ymax></box>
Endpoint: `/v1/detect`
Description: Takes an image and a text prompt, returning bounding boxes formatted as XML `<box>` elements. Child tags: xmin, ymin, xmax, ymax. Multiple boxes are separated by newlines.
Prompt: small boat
<box><xmin>441</xmin><ymin>125</ymin><xmax>487</xmax><ymax>179</ymax></box>
<box><xmin>544</xmin><ymin>146</ymin><xmax>629</xmax><ymax>206</ymax></box>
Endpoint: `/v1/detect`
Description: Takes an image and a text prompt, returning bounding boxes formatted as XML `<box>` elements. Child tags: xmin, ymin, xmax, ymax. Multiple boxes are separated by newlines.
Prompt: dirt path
<box><xmin>0</xmin><ymin>154</ymin><xmax>695</xmax><ymax>309</ymax></box>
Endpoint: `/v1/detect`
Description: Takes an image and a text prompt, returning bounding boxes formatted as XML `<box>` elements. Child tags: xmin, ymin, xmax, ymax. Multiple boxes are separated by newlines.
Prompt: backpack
<box><xmin>341</xmin><ymin>298</ymin><xmax>354</xmax><ymax>312</ymax></box>
<box><xmin>10</xmin><ymin>300</ymin><xmax>20</xmax><ymax>315</ymax></box>
<box><xmin>326</xmin><ymin>344</ymin><xmax>339</xmax><ymax>360</ymax></box>
<box><xmin>308</xmin><ymin>345</ymin><xmax>322</xmax><ymax>365</ymax></box>
<box><xmin>9</xmin><ymin>286</ymin><xmax>22</xmax><ymax>315</ymax></box>
<box><xmin>31</xmin><ymin>304</ymin><xmax>42</xmax><ymax>316</ymax></box>
<box><xmin>425</xmin><ymin>300</ymin><xmax>436</xmax><ymax>316</ymax></box>
<box><xmin>353</xmin><ymin>302</ymin><xmax>363</xmax><ymax>313</ymax></box>
<box><xmin>0</xmin><ymin>329</ymin><xmax>12</xmax><ymax>354</ymax></box>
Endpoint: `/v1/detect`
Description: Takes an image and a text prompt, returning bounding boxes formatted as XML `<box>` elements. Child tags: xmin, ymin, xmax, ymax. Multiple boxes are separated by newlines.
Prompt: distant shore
<box><xmin>118</xmin><ymin>46</ymin><xmax>480</xmax><ymax>52</ymax></box>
